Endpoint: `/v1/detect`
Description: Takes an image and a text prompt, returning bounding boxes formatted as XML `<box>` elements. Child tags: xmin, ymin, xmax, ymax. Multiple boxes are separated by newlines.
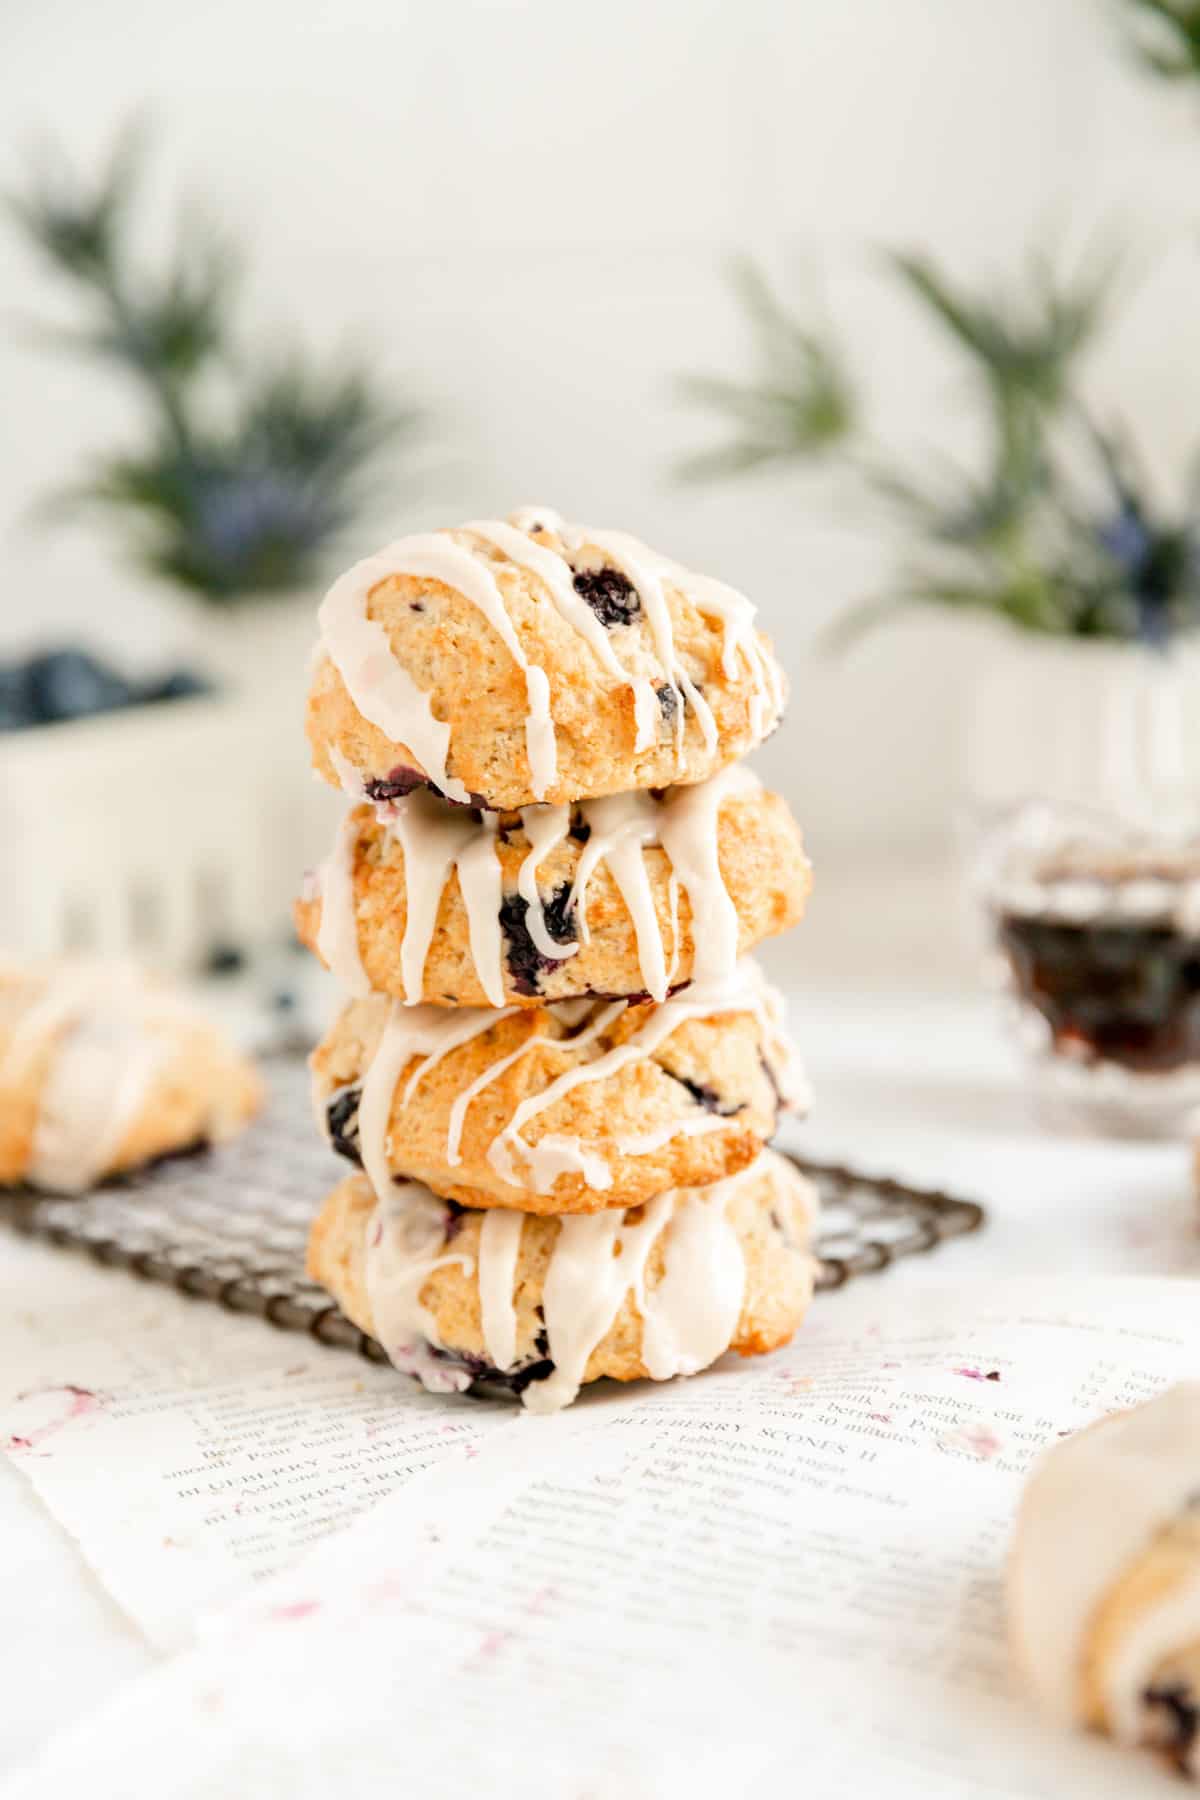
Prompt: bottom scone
<box><xmin>0</xmin><ymin>955</ymin><xmax>262</xmax><ymax>1193</ymax></box>
<box><xmin>307</xmin><ymin>1148</ymin><xmax>819</xmax><ymax>1413</ymax></box>
<box><xmin>1010</xmin><ymin>1384</ymin><xmax>1200</xmax><ymax>1780</ymax></box>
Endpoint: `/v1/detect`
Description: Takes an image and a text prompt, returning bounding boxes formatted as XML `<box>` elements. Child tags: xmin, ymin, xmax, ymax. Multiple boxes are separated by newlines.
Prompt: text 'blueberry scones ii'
<box><xmin>301</xmin><ymin>506</ymin><xmax>816</xmax><ymax>1410</ymax></box>
<box><xmin>1010</xmin><ymin>1385</ymin><xmax>1200</xmax><ymax>1780</ymax></box>
<box><xmin>0</xmin><ymin>957</ymin><xmax>261</xmax><ymax>1193</ymax></box>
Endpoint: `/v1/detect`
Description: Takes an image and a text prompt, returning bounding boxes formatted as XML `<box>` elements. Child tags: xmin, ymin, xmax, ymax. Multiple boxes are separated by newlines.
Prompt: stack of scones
<box><xmin>298</xmin><ymin>507</ymin><xmax>819</xmax><ymax>1411</ymax></box>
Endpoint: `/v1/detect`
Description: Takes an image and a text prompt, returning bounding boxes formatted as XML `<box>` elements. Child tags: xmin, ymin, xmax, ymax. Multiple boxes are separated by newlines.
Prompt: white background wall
<box><xmin>4</xmin><ymin>0</ymin><xmax>1200</xmax><ymax>865</ymax></box>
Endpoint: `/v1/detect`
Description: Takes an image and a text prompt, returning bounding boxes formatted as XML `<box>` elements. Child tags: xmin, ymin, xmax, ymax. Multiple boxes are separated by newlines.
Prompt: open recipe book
<box><xmin>2</xmin><ymin>1250</ymin><xmax>1196</xmax><ymax>1798</ymax></box>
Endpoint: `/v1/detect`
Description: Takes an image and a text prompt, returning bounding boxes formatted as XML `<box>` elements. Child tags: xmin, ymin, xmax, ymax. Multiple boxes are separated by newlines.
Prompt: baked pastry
<box><xmin>307</xmin><ymin>1149</ymin><xmax>819</xmax><ymax>1411</ymax></box>
<box><xmin>1010</xmin><ymin>1384</ymin><xmax>1200</xmax><ymax>1778</ymax></box>
<box><xmin>296</xmin><ymin>764</ymin><xmax>810</xmax><ymax>1009</ymax></box>
<box><xmin>307</xmin><ymin>507</ymin><xmax>786</xmax><ymax>813</ymax></box>
<box><xmin>0</xmin><ymin>957</ymin><xmax>262</xmax><ymax>1193</ymax></box>
<box><xmin>310</xmin><ymin>964</ymin><xmax>806</xmax><ymax>1216</ymax></box>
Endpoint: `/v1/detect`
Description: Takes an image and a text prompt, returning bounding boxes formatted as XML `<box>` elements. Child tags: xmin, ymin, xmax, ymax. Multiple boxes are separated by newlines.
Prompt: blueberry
<box><xmin>1144</xmin><ymin>1683</ymin><xmax>1200</xmax><ymax>1769</ymax></box>
<box><xmin>204</xmin><ymin>943</ymin><xmax>245</xmax><ymax>976</ymax></box>
<box><xmin>25</xmin><ymin>650</ymin><xmax>135</xmax><ymax>725</ymax></box>
<box><xmin>666</xmin><ymin>1071</ymin><xmax>743</xmax><ymax>1116</ymax></box>
<box><xmin>430</xmin><ymin>1331</ymin><xmax>555</xmax><ymax>1398</ymax></box>
<box><xmin>326</xmin><ymin>1087</ymin><xmax>363</xmax><ymax>1165</ymax></box>
<box><xmin>365</xmin><ymin>766</ymin><xmax>488</xmax><ymax>809</ymax></box>
<box><xmin>656</xmin><ymin>683</ymin><xmax>678</xmax><ymax>723</ymax></box>
<box><xmin>499</xmin><ymin>884</ymin><xmax>578</xmax><ymax>996</ymax></box>
<box><xmin>571</xmin><ymin>567</ymin><xmax>640</xmax><ymax>628</ymax></box>
<box><xmin>364</xmin><ymin>765</ymin><xmax>427</xmax><ymax>803</ymax></box>
<box><xmin>0</xmin><ymin>664</ymin><xmax>34</xmax><ymax>731</ymax></box>
<box><xmin>141</xmin><ymin>667</ymin><xmax>212</xmax><ymax>705</ymax></box>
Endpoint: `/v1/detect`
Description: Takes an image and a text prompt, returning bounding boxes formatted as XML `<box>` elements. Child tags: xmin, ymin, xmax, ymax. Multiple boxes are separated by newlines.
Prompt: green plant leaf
<box><xmin>675</xmin><ymin>262</ymin><xmax>855</xmax><ymax>479</ymax></box>
<box><xmin>1120</xmin><ymin>0</ymin><xmax>1200</xmax><ymax>79</ymax></box>
<box><xmin>8</xmin><ymin>123</ymin><xmax>427</xmax><ymax>603</ymax></box>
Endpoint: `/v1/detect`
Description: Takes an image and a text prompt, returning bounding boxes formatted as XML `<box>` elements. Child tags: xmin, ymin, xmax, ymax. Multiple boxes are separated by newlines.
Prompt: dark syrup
<box><xmin>999</xmin><ymin>912</ymin><xmax>1200</xmax><ymax>1073</ymax></box>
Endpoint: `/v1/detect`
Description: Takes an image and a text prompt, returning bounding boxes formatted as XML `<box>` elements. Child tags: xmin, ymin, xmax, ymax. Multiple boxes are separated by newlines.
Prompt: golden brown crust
<box><xmin>1081</xmin><ymin>1513</ymin><xmax>1200</xmax><ymax>1737</ymax></box>
<box><xmin>306</xmin><ymin>1154</ymin><xmax>817</xmax><ymax>1389</ymax></box>
<box><xmin>310</xmin><ymin>989</ymin><xmax>793</xmax><ymax>1215</ymax></box>
<box><xmin>306</xmin><ymin>521</ymin><xmax>786</xmax><ymax>812</ymax></box>
<box><xmin>0</xmin><ymin>961</ymin><xmax>262</xmax><ymax>1190</ymax></box>
<box><xmin>295</xmin><ymin>788</ymin><xmax>810</xmax><ymax>1008</ymax></box>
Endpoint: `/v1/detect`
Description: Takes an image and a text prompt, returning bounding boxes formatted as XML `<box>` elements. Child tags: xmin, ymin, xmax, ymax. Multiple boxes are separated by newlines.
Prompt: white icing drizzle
<box><xmin>355</xmin><ymin>1003</ymin><xmax>515</xmax><ymax>1204</ymax></box>
<box><xmin>364</xmin><ymin>1179</ymin><xmax>475</xmax><ymax>1395</ymax></box>
<box><xmin>349</xmin><ymin>965</ymin><xmax>802</xmax><ymax>1201</ymax></box>
<box><xmin>327</xmin><ymin>745</ymin><xmax>365</xmax><ymax>799</ymax></box>
<box><xmin>1012</xmin><ymin>1383</ymin><xmax>1200</xmax><ymax>1727</ymax></box>
<box><xmin>568</xmin><ymin>763</ymin><xmax>758</xmax><ymax>1001</ymax></box>
<box><xmin>319</xmin><ymin>509</ymin><xmax>781</xmax><ymax>805</ymax></box>
<box><xmin>575</xmin><ymin>527</ymin><xmax>685</xmax><ymax>759</ymax></box>
<box><xmin>464</xmin><ymin>520</ymin><xmax>660</xmax><ymax>754</ymax></box>
<box><xmin>319</xmin><ymin>535</ymin><xmax>557</xmax><ymax>802</ymax></box>
<box><xmin>636</xmin><ymin>1173</ymin><xmax>747</xmax><ymax>1380</ymax></box>
<box><xmin>476</xmin><ymin>1208</ymin><xmax>524</xmax><ymax>1375</ymax></box>
<box><xmin>570</xmin><ymin>791</ymin><xmax>667</xmax><ymax>997</ymax></box>
<box><xmin>454</xmin><ymin>814</ymin><xmax>505</xmax><ymax>1006</ymax></box>
<box><xmin>445</xmin><ymin>997</ymin><xmax>623</xmax><ymax>1167</ymax></box>
<box><xmin>386</xmin><ymin>791</ymin><xmax>506</xmax><ymax>1007</ymax></box>
<box><xmin>664</xmin><ymin>871</ymin><xmax>682</xmax><ymax>989</ymax></box>
<box><xmin>515</xmin><ymin>804</ymin><xmax>578</xmax><ymax>961</ymax></box>
<box><xmin>657</xmin><ymin>764</ymin><xmax>756</xmax><ymax>984</ymax></box>
<box><xmin>32</xmin><ymin>1012</ymin><xmax>167</xmax><ymax>1194</ymax></box>
<box><xmin>1</xmin><ymin>963</ymin><xmax>181</xmax><ymax>1194</ymax></box>
<box><xmin>315</xmin><ymin>810</ymin><xmax>371</xmax><ymax>997</ymax></box>
<box><xmin>674</xmin><ymin>569</ymin><xmax>783</xmax><ymax>741</ymax></box>
<box><xmin>445</xmin><ymin>1037</ymin><xmax>539</xmax><ymax>1167</ymax></box>
<box><xmin>390</xmin><ymin>536</ymin><xmax>557</xmax><ymax>801</ymax></box>
<box><xmin>523</xmin><ymin>1203</ymin><xmax>671</xmax><ymax>1413</ymax></box>
<box><xmin>365</xmin><ymin>1150</ymin><xmax>809</xmax><ymax>1412</ymax></box>
<box><xmin>332</xmin><ymin>763</ymin><xmax>761</xmax><ymax>1008</ymax></box>
<box><xmin>613</xmin><ymin>1115</ymin><xmax>729</xmax><ymax>1157</ymax></box>
<box><xmin>487</xmin><ymin>970</ymin><xmax>774</xmax><ymax>1194</ymax></box>
<box><xmin>318</xmin><ymin>545</ymin><xmax>468</xmax><ymax>804</ymax></box>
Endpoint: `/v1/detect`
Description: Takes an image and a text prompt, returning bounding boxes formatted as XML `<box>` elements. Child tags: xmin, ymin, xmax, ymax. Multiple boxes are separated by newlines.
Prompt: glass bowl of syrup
<box><xmin>982</xmin><ymin>805</ymin><xmax>1200</xmax><ymax>1135</ymax></box>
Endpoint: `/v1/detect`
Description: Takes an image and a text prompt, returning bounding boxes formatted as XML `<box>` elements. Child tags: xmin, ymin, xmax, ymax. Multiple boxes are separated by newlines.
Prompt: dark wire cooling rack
<box><xmin>0</xmin><ymin>1058</ymin><xmax>984</xmax><ymax>1362</ymax></box>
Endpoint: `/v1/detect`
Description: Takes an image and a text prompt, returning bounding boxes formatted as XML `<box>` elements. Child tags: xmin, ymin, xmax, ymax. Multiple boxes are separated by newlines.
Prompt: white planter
<box><xmin>964</xmin><ymin>631</ymin><xmax>1200</xmax><ymax>831</ymax></box>
<box><xmin>0</xmin><ymin>593</ymin><xmax>339</xmax><ymax>970</ymax></box>
<box><xmin>2</xmin><ymin>696</ymin><xmax>285</xmax><ymax>966</ymax></box>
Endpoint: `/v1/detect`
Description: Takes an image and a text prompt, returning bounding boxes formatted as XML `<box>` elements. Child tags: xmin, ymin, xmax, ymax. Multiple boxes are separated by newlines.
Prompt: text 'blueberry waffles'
<box><xmin>300</xmin><ymin>507</ymin><xmax>818</xmax><ymax>1410</ymax></box>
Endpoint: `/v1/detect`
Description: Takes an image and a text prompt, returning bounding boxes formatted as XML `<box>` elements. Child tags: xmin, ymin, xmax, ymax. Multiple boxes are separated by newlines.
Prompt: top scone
<box><xmin>307</xmin><ymin>506</ymin><xmax>786</xmax><ymax>812</ymax></box>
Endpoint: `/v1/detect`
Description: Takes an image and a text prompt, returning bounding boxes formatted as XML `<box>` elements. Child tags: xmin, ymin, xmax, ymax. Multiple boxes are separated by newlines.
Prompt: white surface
<box><xmin>9</xmin><ymin>1277</ymin><xmax>1197</xmax><ymax>1799</ymax></box>
<box><xmin>2</xmin><ymin>976</ymin><xmax>1195</xmax><ymax>1782</ymax></box>
<box><xmin>5</xmin><ymin>0</ymin><xmax>1200</xmax><ymax>855</ymax></box>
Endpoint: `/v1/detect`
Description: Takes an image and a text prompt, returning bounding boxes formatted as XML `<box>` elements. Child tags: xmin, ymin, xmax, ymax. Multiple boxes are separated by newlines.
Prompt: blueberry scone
<box><xmin>306</xmin><ymin>507</ymin><xmax>786</xmax><ymax>813</ymax></box>
<box><xmin>296</xmin><ymin>765</ymin><xmax>810</xmax><ymax>1009</ymax></box>
<box><xmin>1010</xmin><ymin>1385</ymin><xmax>1200</xmax><ymax>1779</ymax></box>
<box><xmin>310</xmin><ymin>965</ymin><xmax>806</xmax><ymax>1217</ymax></box>
<box><xmin>307</xmin><ymin>1149</ymin><xmax>819</xmax><ymax>1411</ymax></box>
<box><xmin>0</xmin><ymin>957</ymin><xmax>262</xmax><ymax>1193</ymax></box>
